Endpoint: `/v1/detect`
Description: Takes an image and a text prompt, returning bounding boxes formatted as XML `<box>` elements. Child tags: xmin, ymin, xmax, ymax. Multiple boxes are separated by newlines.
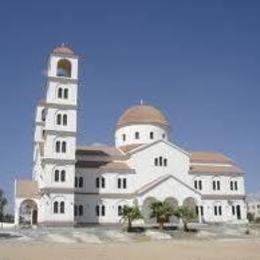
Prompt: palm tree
<box><xmin>149</xmin><ymin>201</ymin><xmax>174</xmax><ymax>230</ymax></box>
<box><xmin>121</xmin><ymin>204</ymin><xmax>143</xmax><ymax>232</ymax></box>
<box><xmin>174</xmin><ymin>206</ymin><xmax>196</xmax><ymax>232</ymax></box>
<box><xmin>0</xmin><ymin>189</ymin><xmax>7</xmax><ymax>227</ymax></box>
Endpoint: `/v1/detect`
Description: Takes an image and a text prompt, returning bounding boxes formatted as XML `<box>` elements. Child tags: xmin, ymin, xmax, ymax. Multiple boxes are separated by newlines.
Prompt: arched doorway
<box><xmin>141</xmin><ymin>197</ymin><xmax>157</xmax><ymax>224</ymax></box>
<box><xmin>164</xmin><ymin>197</ymin><xmax>179</xmax><ymax>224</ymax></box>
<box><xmin>19</xmin><ymin>199</ymin><xmax>38</xmax><ymax>226</ymax></box>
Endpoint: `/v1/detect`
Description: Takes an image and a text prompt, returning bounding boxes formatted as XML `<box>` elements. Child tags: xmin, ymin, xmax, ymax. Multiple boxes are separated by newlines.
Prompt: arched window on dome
<box><xmin>57</xmin><ymin>59</ymin><xmax>72</xmax><ymax>78</ymax></box>
<box><xmin>150</xmin><ymin>132</ymin><xmax>154</xmax><ymax>140</ymax></box>
<box><xmin>122</xmin><ymin>134</ymin><xmax>126</xmax><ymax>142</ymax></box>
<box><xmin>135</xmin><ymin>132</ymin><xmax>140</xmax><ymax>140</ymax></box>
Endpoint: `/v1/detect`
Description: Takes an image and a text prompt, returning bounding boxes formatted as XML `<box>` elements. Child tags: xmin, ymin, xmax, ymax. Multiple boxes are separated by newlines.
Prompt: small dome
<box><xmin>53</xmin><ymin>45</ymin><xmax>74</xmax><ymax>55</ymax></box>
<box><xmin>117</xmin><ymin>104</ymin><xmax>168</xmax><ymax>129</ymax></box>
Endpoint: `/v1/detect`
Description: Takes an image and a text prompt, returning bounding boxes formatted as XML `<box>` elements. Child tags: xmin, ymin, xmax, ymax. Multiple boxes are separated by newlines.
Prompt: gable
<box><xmin>136</xmin><ymin>174</ymin><xmax>201</xmax><ymax>204</ymax></box>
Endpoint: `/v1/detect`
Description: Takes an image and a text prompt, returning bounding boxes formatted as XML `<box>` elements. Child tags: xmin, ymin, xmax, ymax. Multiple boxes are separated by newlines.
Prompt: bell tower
<box><xmin>34</xmin><ymin>45</ymin><xmax>79</xmax><ymax>225</ymax></box>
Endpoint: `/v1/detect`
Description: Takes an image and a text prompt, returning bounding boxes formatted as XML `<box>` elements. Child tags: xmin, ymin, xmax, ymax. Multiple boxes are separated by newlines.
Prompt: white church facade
<box><xmin>14</xmin><ymin>46</ymin><xmax>247</xmax><ymax>226</ymax></box>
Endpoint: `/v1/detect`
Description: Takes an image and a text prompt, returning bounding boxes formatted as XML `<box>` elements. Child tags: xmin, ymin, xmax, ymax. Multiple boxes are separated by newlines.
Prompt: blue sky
<box><xmin>0</xmin><ymin>0</ymin><xmax>259</xmax><ymax>212</ymax></box>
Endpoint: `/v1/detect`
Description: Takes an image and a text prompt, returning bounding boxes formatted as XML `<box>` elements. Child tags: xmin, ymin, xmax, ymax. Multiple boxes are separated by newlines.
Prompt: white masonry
<box><xmin>14</xmin><ymin>46</ymin><xmax>248</xmax><ymax>226</ymax></box>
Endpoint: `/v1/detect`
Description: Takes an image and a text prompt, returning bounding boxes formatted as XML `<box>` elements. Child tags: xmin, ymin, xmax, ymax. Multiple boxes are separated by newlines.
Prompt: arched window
<box><xmin>63</xmin><ymin>114</ymin><xmax>67</xmax><ymax>126</ymax></box>
<box><xmin>54</xmin><ymin>170</ymin><xmax>59</xmax><ymax>182</ymax></box>
<box><xmin>213</xmin><ymin>179</ymin><xmax>221</xmax><ymax>191</ymax></box>
<box><xmin>61</xmin><ymin>170</ymin><xmax>66</xmax><ymax>182</ymax></box>
<box><xmin>64</xmin><ymin>89</ymin><xmax>69</xmax><ymax>99</ymax></box>
<box><xmin>96</xmin><ymin>177</ymin><xmax>100</xmax><ymax>188</ymax></box>
<box><xmin>55</xmin><ymin>141</ymin><xmax>61</xmax><ymax>153</ymax></box>
<box><xmin>96</xmin><ymin>205</ymin><xmax>100</xmax><ymax>216</ymax></box>
<box><xmin>56</xmin><ymin>114</ymin><xmax>62</xmax><ymax>125</ymax></box>
<box><xmin>78</xmin><ymin>177</ymin><xmax>83</xmax><ymax>188</ymax></box>
<box><xmin>74</xmin><ymin>205</ymin><xmax>78</xmax><ymax>216</ymax></box>
<box><xmin>101</xmin><ymin>205</ymin><xmax>105</xmax><ymax>216</ymax></box>
<box><xmin>57</xmin><ymin>59</ymin><xmax>72</xmax><ymax>78</ymax></box>
<box><xmin>135</xmin><ymin>132</ymin><xmax>140</xmax><ymax>139</ymax></box>
<box><xmin>150</xmin><ymin>132</ymin><xmax>154</xmax><ymax>140</ymax></box>
<box><xmin>58</xmin><ymin>88</ymin><xmax>63</xmax><ymax>98</ymax></box>
<box><xmin>41</xmin><ymin>109</ymin><xmax>46</xmax><ymax>122</ymax></box>
<box><xmin>53</xmin><ymin>201</ymin><xmax>59</xmax><ymax>214</ymax></box>
<box><xmin>162</xmin><ymin>133</ymin><xmax>166</xmax><ymax>139</ymax></box>
<box><xmin>163</xmin><ymin>158</ymin><xmax>167</xmax><ymax>167</ymax></box>
<box><xmin>154</xmin><ymin>158</ymin><xmax>158</xmax><ymax>166</ymax></box>
<box><xmin>122</xmin><ymin>134</ymin><xmax>126</xmax><ymax>141</ymax></box>
<box><xmin>101</xmin><ymin>177</ymin><xmax>105</xmax><ymax>188</ymax></box>
<box><xmin>118</xmin><ymin>205</ymin><xmax>123</xmax><ymax>216</ymax></box>
<box><xmin>159</xmin><ymin>156</ymin><xmax>163</xmax><ymax>166</ymax></box>
<box><xmin>79</xmin><ymin>205</ymin><xmax>84</xmax><ymax>216</ymax></box>
<box><xmin>62</xmin><ymin>141</ymin><xmax>66</xmax><ymax>153</ymax></box>
<box><xmin>60</xmin><ymin>201</ymin><xmax>65</xmax><ymax>214</ymax></box>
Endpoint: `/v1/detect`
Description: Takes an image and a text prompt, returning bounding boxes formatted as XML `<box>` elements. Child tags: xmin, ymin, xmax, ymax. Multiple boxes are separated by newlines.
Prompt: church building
<box><xmin>14</xmin><ymin>46</ymin><xmax>247</xmax><ymax>226</ymax></box>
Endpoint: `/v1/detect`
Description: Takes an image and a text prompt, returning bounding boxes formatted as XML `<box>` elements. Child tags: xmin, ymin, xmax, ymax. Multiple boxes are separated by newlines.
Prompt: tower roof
<box><xmin>116</xmin><ymin>104</ymin><xmax>168</xmax><ymax>129</ymax></box>
<box><xmin>52</xmin><ymin>44</ymin><xmax>75</xmax><ymax>55</ymax></box>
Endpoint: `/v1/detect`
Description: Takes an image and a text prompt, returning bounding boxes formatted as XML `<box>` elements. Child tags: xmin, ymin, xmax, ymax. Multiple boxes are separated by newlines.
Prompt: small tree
<box><xmin>150</xmin><ymin>201</ymin><xmax>174</xmax><ymax>230</ymax></box>
<box><xmin>174</xmin><ymin>206</ymin><xmax>196</xmax><ymax>232</ymax></box>
<box><xmin>121</xmin><ymin>204</ymin><xmax>143</xmax><ymax>232</ymax></box>
<box><xmin>0</xmin><ymin>189</ymin><xmax>8</xmax><ymax>227</ymax></box>
<box><xmin>247</xmin><ymin>212</ymin><xmax>255</xmax><ymax>223</ymax></box>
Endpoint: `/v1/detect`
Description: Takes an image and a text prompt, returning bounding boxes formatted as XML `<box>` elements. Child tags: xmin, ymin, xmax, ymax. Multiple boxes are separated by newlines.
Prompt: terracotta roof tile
<box><xmin>117</xmin><ymin>105</ymin><xmax>168</xmax><ymax>129</ymax></box>
<box><xmin>190</xmin><ymin>151</ymin><xmax>232</xmax><ymax>164</ymax></box>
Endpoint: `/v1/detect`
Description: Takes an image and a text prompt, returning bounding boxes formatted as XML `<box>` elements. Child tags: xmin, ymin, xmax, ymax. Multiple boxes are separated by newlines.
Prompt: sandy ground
<box><xmin>1</xmin><ymin>240</ymin><xmax>260</xmax><ymax>260</ymax></box>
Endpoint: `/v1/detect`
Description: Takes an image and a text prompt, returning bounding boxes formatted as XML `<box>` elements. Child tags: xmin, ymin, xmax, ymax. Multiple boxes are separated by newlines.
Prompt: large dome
<box><xmin>117</xmin><ymin>104</ymin><xmax>168</xmax><ymax>129</ymax></box>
